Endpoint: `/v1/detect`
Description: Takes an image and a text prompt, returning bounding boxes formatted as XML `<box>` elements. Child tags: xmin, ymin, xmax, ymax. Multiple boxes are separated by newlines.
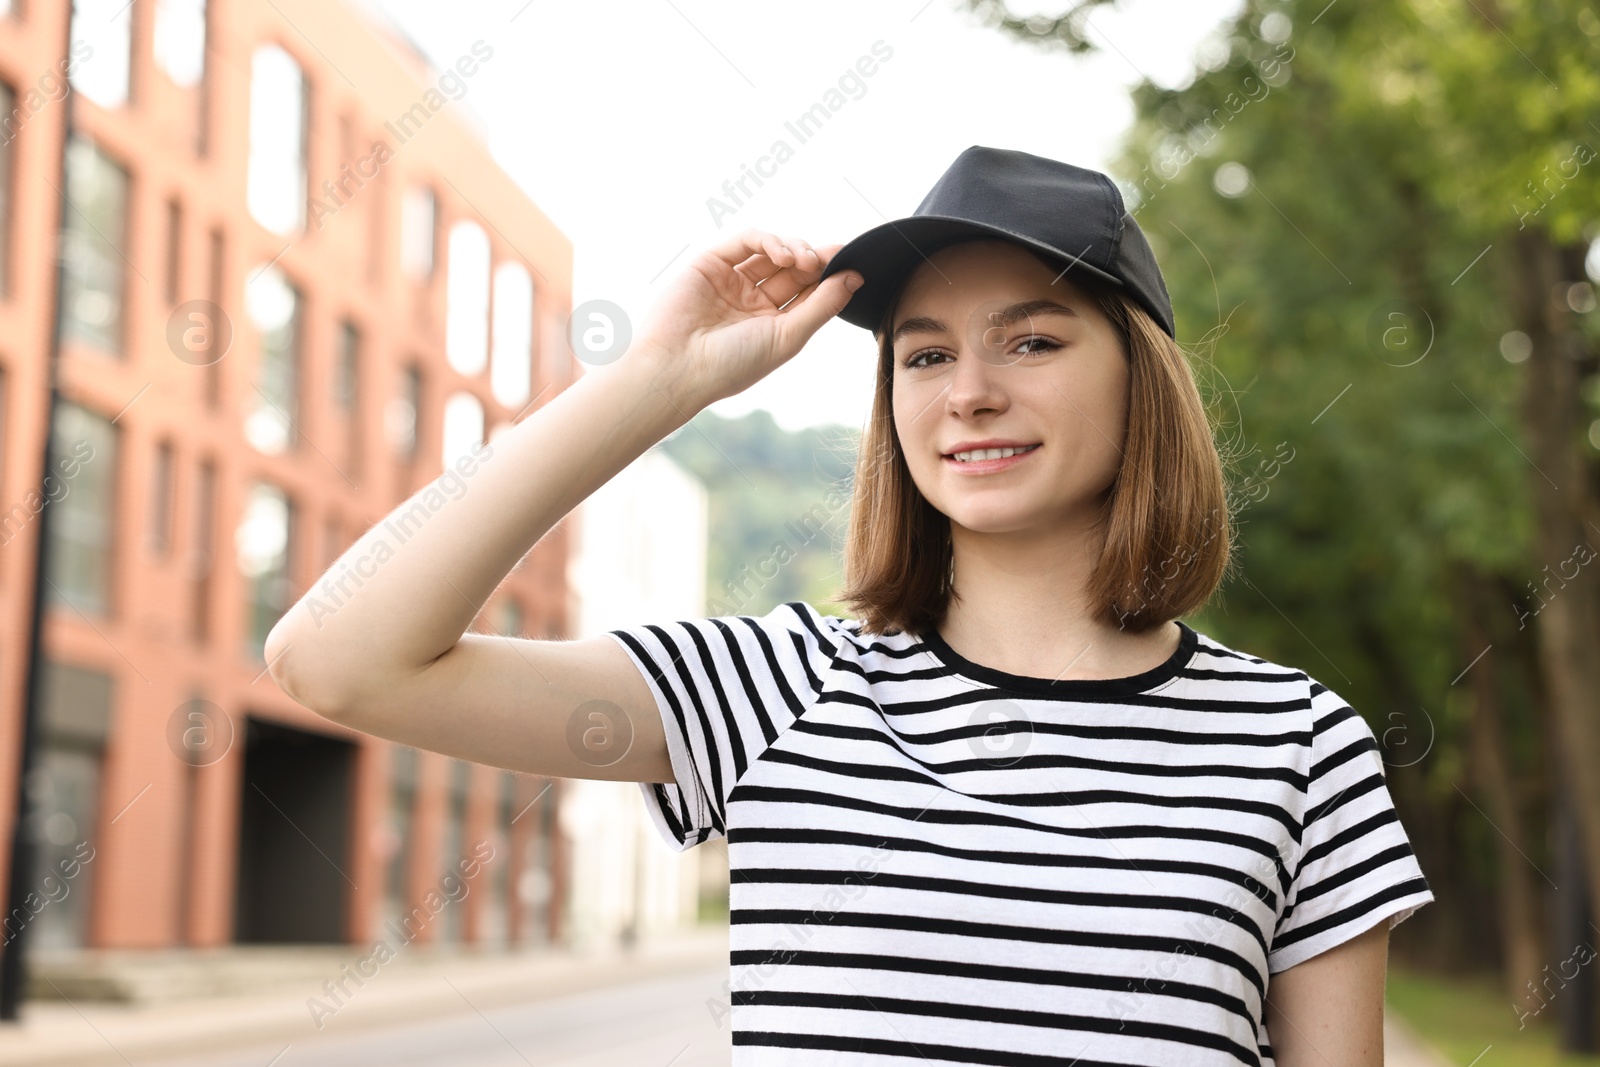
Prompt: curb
<box><xmin>0</xmin><ymin>926</ymin><xmax>730</xmax><ymax>1067</ymax></box>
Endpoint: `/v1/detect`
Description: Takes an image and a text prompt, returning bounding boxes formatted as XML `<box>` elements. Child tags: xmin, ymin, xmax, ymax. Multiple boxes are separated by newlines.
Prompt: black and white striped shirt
<box><xmin>607</xmin><ymin>600</ymin><xmax>1433</xmax><ymax>1066</ymax></box>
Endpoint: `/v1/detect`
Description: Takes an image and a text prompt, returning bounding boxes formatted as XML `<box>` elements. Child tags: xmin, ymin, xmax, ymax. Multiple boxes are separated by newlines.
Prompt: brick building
<box><xmin>0</xmin><ymin>0</ymin><xmax>575</xmax><ymax>953</ymax></box>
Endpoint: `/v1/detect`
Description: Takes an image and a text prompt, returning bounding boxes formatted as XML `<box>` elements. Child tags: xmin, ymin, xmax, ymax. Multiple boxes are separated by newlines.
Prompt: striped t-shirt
<box><xmin>607</xmin><ymin>600</ymin><xmax>1433</xmax><ymax>1066</ymax></box>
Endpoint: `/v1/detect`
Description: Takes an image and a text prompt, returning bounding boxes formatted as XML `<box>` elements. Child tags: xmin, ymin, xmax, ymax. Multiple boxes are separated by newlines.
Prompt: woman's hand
<box><xmin>631</xmin><ymin>229</ymin><xmax>864</xmax><ymax>409</ymax></box>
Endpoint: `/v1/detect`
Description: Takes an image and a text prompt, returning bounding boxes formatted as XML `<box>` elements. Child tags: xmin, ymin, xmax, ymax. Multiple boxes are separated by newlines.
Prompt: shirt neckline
<box><xmin>917</xmin><ymin>619</ymin><xmax>1200</xmax><ymax>697</ymax></box>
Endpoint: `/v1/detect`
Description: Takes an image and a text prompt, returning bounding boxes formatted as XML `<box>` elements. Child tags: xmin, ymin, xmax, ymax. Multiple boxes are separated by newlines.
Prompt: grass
<box><xmin>696</xmin><ymin>892</ymin><xmax>730</xmax><ymax>925</ymax></box>
<box><xmin>1387</xmin><ymin>964</ymin><xmax>1600</xmax><ymax>1066</ymax></box>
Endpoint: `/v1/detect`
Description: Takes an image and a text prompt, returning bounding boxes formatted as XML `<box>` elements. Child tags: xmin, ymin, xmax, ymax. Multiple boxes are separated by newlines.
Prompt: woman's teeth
<box><xmin>950</xmin><ymin>444</ymin><xmax>1039</xmax><ymax>463</ymax></box>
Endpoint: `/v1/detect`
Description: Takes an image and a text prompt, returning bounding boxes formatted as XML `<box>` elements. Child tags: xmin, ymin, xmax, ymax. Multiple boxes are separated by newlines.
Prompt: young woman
<box><xmin>267</xmin><ymin>149</ymin><xmax>1432</xmax><ymax>1067</ymax></box>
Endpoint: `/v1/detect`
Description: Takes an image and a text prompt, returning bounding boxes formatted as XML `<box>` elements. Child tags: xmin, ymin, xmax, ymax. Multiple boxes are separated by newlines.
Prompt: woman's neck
<box><xmin>937</xmin><ymin>519</ymin><xmax>1182</xmax><ymax>683</ymax></box>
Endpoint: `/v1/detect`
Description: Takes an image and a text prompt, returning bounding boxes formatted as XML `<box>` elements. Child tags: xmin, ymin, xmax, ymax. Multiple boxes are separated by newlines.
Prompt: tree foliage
<box><xmin>659</xmin><ymin>410</ymin><xmax>858</xmax><ymax>618</ymax></box>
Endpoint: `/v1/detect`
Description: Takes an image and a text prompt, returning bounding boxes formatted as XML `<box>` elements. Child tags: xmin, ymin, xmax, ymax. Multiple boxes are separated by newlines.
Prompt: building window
<box><xmin>164</xmin><ymin>198</ymin><xmax>182</xmax><ymax>305</ymax></box>
<box><xmin>492</xmin><ymin>595</ymin><xmax>521</xmax><ymax>637</ymax></box>
<box><xmin>148</xmin><ymin>439</ymin><xmax>174</xmax><ymax>557</ymax></box>
<box><xmin>60</xmin><ymin>136</ymin><xmax>129</xmax><ymax>354</ymax></box>
<box><xmin>518</xmin><ymin>779</ymin><xmax>555</xmax><ymax>946</ymax></box>
<box><xmin>321</xmin><ymin>513</ymin><xmax>341</xmax><ymax>572</ymax></box>
<box><xmin>246</xmin><ymin>44</ymin><xmax>307</xmax><ymax>236</ymax></box>
<box><xmin>484</xmin><ymin>771</ymin><xmax>516</xmax><ymax>946</ymax></box>
<box><xmin>387</xmin><ymin>364</ymin><xmax>421</xmax><ymax>460</ymax></box>
<box><xmin>491</xmin><ymin>263</ymin><xmax>532</xmax><ymax>409</ymax></box>
<box><xmin>445</xmin><ymin>221</ymin><xmax>489</xmax><ymax>376</ymax></box>
<box><xmin>68</xmin><ymin>0</ymin><xmax>132</xmax><ymax>109</ymax></box>
<box><xmin>441</xmin><ymin>391</ymin><xmax>483</xmax><ymax>471</ymax></box>
<box><xmin>153</xmin><ymin>0</ymin><xmax>207</xmax><ymax>88</ymax></box>
<box><xmin>335</xmin><ymin>321</ymin><xmax>359</xmax><ymax>411</ymax></box>
<box><xmin>440</xmin><ymin>759</ymin><xmax>470</xmax><ymax>942</ymax></box>
<box><xmin>381</xmin><ymin>746</ymin><xmax>418</xmax><ymax>938</ymax></box>
<box><xmin>244</xmin><ymin>265</ymin><xmax>300</xmax><ymax>455</ymax></box>
<box><xmin>45</xmin><ymin>401</ymin><xmax>116</xmax><ymax>615</ymax></box>
<box><xmin>237</xmin><ymin>481</ymin><xmax>292</xmax><ymax>661</ymax></box>
<box><xmin>204</xmin><ymin>227</ymin><xmax>225</xmax><ymax>406</ymax></box>
<box><xmin>0</xmin><ymin>79</ymin><xmax>13</xmax><ymax>299</ymax></box>
<box><xmin>173</xmin><ymin>690</ymin><xmax>204</xmax><ymax>940</ymax></box>
<box><xmin>189</xmin><ymin>457</ymin><xmax>215</xmax><ymax>643</ymax></box>
<box><xmin>31</xmin><ymin>661</ymin><xmax>113</xmax><ymax>949</ymax></box>
<box><xmin>335</xmin><ymin>320</ymin><xmax>362</xmax><ymax>480</ymax></box>
<box><xmin>400</xmin><ymin>185</ymin><xmax>435</xmax><ymax>280</ymax></box>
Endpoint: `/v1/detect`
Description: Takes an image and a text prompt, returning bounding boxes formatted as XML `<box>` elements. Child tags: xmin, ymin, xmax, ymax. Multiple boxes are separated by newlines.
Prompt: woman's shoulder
<box><xmin>1180</xmin><ymin>622</ymin><xmax>1367</xmax><ymax>725</ymax></box>
<box><xmin>740</xmin><ymin>601</ymin><xmax>941</xmax><ymax>668</ymax></box>
<box><xmin>1183</xmin><ymin>622</ymin><xmax>1311</xmax><ymax>681</ymax></box>
<box><xmin>608</xmin><ymin>600</ymin><xmax>863</xmax><ymax>656</ymax></box>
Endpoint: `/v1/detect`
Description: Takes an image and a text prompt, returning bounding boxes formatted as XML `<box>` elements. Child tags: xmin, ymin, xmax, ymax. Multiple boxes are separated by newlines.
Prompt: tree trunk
<box><xmin>1455</xmin><ymin>563</ymin><xmax>1546</xmax><ymax>1008</ymax></box>
<box><xmin>1506</xmin><ymin>226</ymin><xmax>1600</xmax><ymax>1050</ymax></box>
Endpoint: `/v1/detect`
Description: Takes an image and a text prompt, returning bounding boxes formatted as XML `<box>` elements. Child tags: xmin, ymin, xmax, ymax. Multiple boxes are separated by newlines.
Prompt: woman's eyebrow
<box><xmin>891</xmin><ymin>299</ymin><xmax>1078</xmax><ymax>345</ymax></box>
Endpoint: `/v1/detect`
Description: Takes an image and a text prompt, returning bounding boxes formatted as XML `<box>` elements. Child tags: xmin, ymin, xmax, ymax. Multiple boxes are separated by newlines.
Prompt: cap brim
<box><xmin>818</xmin><ymin>215</ymin><xmax>1127</xmax><ymax>334</ymax></box>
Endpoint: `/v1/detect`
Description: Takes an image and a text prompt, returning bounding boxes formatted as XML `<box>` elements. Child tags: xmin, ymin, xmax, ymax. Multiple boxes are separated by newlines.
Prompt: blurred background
<box><xmin>0</xmin><ymin>0</ymin><xmax>1595</xmax><ymax>1064</ymax></box>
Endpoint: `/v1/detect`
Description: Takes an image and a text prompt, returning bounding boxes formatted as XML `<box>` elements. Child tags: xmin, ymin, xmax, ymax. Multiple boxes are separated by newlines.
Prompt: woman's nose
<box><xmin>944</xmin><ymin>343</ymin><xmax>1011</xmax><ymax>416</ymax></box>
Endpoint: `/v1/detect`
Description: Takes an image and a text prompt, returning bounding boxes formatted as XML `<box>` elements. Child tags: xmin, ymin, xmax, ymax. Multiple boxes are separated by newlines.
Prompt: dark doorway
<box><xmin>234</xmin><ymin>717</ymin><xmax>355</xmax><ymax>942</ymax></box>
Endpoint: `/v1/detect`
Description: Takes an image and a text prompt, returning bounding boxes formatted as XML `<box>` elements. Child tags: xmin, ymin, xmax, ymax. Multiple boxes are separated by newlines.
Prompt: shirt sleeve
<box><xmin>604</xmin><ymin>600</ymin><xmax>838</xmax><ymax>851</ymax></box>
<box><xmin>1267</xmin><ymin>676</ymin><xmax>1435</xmax><ymax>973</ymax></box>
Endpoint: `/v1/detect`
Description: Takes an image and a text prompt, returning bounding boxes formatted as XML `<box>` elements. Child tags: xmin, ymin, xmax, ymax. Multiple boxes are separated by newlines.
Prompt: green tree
<box><xmin>660</xmin><ymin>410</ymin><xmax>858</xmax><ymax>618</ymax></box>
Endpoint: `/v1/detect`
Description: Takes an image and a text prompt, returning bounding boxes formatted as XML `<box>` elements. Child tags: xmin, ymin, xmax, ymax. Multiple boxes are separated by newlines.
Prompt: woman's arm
<box><xmin>1263</xmin><ymin>919</ymin><xmax>1389</xmax><ymax>1066</ymax></box>
<box><xmin>263</xmin><ymin>229</ymin><xmax>862</xmax><ymax>771</ymax></box>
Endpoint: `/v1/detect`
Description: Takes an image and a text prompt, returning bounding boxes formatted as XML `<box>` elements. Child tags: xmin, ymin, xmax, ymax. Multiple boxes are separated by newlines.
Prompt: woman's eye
<box><xmin>902</xmin><ymin>338</ymin><xmax>1059</xmax><ymax>369</ymax></box>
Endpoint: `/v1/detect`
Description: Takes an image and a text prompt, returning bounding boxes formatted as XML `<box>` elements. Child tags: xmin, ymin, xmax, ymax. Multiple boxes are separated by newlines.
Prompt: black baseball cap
<box><xmin>819</xmin><ymin>145</ymin><xmax>1176</xmax><ymax>339</ymax></box>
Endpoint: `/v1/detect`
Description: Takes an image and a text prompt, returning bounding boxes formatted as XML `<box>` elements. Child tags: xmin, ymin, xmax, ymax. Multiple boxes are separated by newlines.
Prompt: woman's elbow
<box><xmin>263</xmin><ymin>611</ymin><xmax>353</xmax><ymax>720</ymax></box>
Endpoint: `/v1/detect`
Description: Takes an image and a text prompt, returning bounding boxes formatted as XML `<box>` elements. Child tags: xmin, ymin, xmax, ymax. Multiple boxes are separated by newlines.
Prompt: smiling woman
<box><xmin>267</xmin><ymin>145</ymin><xmax>1432</xmax><ymax>1067</ymax></box>
<box><xmin>842</xmin><ymin>236</ymin><xmax>1230</xmax><ymax>647</ymax></box>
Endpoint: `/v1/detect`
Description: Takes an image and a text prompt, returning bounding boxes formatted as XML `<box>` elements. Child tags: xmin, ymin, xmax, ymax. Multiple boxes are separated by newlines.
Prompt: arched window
<box><xmin>237</xmin><ymin>481</ymin><xmax>293</xmax><ymax>660</ymax></box>
<box><xmin>400</xmin><ymin>186</ymin><xmax>436</xmax><ymax>280</ymax></box>
<box><xmin>491</xmin><ymin>262</ymin><xmax>532</xmax><ymax>408</ymax></box>
<box><xmin>244</xmin><ymin>264</ymin><xmax>301</xmax><ymax>455</ymax></box>
<box><xmin>69</xmin><ymin>0</ymin><xmax>133</xmax><ymax>108</ymax></box>
<box><xmin>59</xmin><ymin>136</ymin><xmax>129</xmax><ymax>353</ymax></box>
<box><xmin>445</xmin><ymin>221</ymin><xmax>490</xmax><ymax>376</ymax></box>
<box><xmin>153</xmin><ymin>0</ymin><xmax>207</xmax><ymax>88</ymax></box>
<box><xmin>441</xmin><ymin>391</ymin><xmax>484</xmax><ymax>470</ymax></box>
<box><xmin>246</xmin><ymin>44</ymin><xmax>307</xmax><ymax>235</ymax></box>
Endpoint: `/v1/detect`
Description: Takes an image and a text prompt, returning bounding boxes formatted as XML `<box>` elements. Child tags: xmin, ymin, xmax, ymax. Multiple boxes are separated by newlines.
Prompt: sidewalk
<box><xmin>0</xmin><ymin>925</ymin><xmax>729</xmax><ymax>1067</ymax></box>
<box><xmin>1385</xmin><ymin>1011</ymin><xmax>1458</xmax><ymax>1067</ymax></box>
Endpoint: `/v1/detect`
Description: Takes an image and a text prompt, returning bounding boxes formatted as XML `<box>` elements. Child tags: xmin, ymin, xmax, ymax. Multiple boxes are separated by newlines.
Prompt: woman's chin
<box><xmin>942</xmin><ymin>501</ymin><xmax>1050</xmax><ymax>537</ymax></box>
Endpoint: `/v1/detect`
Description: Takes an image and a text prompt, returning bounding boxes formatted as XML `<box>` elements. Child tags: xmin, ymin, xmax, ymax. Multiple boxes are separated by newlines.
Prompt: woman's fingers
<box><xmin>704</xmin><ymin>229</ymin><xmax>860</xmax><ymax>348</ymax></box>
<box><xmin>771</xmin><ymin>268</ymin><xmax>863</xmax><ymax>357</ymax></box>
<box><xmin>732</xmin><ymin>251</ymin><xmax>780</xmax><ymax>285</ymax></box>
<box><xmin>742</xmin><ymin>236</ymin><xmax>828</xmax><ymax>307</ymax></box>
<box><xmin>734</xmin><ymin>236</ymin><xmax>821</xmax><ymax>287</ymax></box>
<box><xmin>709</xmin><ymin>228</ymin><xmax>802</xmax><ymax>272</ymax></box>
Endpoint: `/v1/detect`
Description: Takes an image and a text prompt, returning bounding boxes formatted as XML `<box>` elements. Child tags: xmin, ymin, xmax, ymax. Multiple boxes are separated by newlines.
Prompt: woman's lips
<box><xmin>941</xmin><ymin>444</ymin><xmax>1041</xmax><ymax>474</ymax></box>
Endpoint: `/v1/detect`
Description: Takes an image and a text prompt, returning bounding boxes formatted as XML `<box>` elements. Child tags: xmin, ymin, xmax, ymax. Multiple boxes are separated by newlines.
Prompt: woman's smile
<box><xmin>941</xmin><ymin>441</ymin><xmax>1042</xmax><ymax>474</ymax></box>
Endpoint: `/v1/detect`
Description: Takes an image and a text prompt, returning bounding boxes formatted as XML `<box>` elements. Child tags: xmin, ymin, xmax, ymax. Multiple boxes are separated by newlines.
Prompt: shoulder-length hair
<box><xmin>835</xmin><ymin>246</ymin><xmax>1235</xmax><ymax>638</ymax></box>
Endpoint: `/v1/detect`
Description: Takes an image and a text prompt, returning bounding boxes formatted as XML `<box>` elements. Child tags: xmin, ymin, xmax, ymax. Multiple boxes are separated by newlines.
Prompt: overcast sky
<box><xmin>369</xmin><ymin>0</ymin><xmax>1245</xmax><ymax>432</ymax></box>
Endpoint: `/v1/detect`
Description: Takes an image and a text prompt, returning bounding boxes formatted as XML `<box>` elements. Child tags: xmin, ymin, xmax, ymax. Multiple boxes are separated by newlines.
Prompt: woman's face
<box><xmin>889</xmin><ymin>238</ymin><xmax>1129</xmax><ymax>538</ymax></box>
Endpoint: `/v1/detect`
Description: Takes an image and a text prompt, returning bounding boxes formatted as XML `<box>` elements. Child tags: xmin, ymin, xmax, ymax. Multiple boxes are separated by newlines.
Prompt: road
<box><xmin>89</xmin><ymin>964</ymin><xmax>1452</xmax><ymax>1067</ymax></box>
<box><xmin>161</xmin><ymin>965</ymin><xmax>734</xmax><ymax>1067</ymax></box>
